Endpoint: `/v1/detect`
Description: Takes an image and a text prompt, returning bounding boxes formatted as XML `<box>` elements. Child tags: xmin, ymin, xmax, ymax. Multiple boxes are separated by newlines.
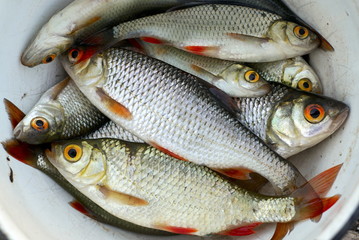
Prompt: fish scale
<box><xmin>57</xmin><ymin>80</ymin><xmax>107</xmax><ymax>138</ymax></box>
<box><xmin>63</xmin><ymin>48</ymin><xmax>301</xmax><ymax>193</ymax></box>
<box><xmin>114</xmin><ymin>4</ymin><xmax>280</xmax><ymax>41</ymax></box>
<box><xmin>48</xmin><ymin>139</ymin><xmax>296</xmax><ymax>236</ymax></box>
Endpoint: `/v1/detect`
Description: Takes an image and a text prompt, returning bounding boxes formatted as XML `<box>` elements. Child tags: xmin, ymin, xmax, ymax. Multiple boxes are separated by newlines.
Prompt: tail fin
<box><xmin>2</xmin><ymin>139</ymin><xmax>38</xmax><ymax>168</ymax></box>
<box><xmin>3</xmin><ymin>99</ymin><xmax>25</xmax><ymax>129</ymax></box>
<box><xmin>271</xmin><ymin>164</ymin><xmax>342</xmax><ymax>240</ymax></box>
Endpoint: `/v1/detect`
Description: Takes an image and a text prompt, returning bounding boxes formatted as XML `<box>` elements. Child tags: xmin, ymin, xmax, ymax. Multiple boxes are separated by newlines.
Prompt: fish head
<box><xmin>13</xmin><ymin>96</ymin><xmax>66</xmax><ymax>144</ymax></box>
<box><xmin>60</xmin><ymin>46</ymin><xmax>107</xmax><ymax>89</ymax></box>
<box><xmin>267</xmin><ymin>91</ymin><xmax>349</xmax><ymax>158</ymax></box>
<box><xmin>217</xmin><ymin>64</ymin><xmax>271</xmax><ymax>97</ymax></box>
<box><xmin>268</xmin><ymin>21</ymin><xmax>320</xmax><ymax>56</ymax></box>
<box><xmin>21</xmin><ymin>26</ymin><xmax>73</xmax><ymax>67</ymax></box>
<box><xmin>282</xmin><ymin>58</ymin><xmax>323</xmax><ymax>94</ymax></box>
<box><xmin>46</xmin><ymin>140</ymin><xmax>107</xmax><ymax>185</ymax></box>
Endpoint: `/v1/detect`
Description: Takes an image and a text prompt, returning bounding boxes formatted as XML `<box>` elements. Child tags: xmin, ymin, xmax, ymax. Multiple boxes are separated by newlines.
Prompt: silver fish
<box><xmin>2</xmin><ymin>139</ymin><xmax>172</xmax><ymax>236</ymax></box>
<box><xmin>13</xmin><ymin>78</ymin><xmax>108</xmax><ymax>144</ymax></box>
<box><xmin>62</xmin><ymin>47</ymin><xmax>314</xmax><ymax>194</ymax></box>
<box><xmin>235</xmin><ymin>83</ymin><xmax>349</xmax><ymax>158</ymax></box>
<box><xmin>130</xmin><ymin>40</ymin><xmax>271</xmax><ymax>97</ymax></box>
<box><xmin>247</xmin><ymin>57</ymin><xmax>323</xmax><ymax>93</ymax></box>
<box><xmin>44</xmin><ymin>138</ymin><xmax>340</xmax><ymax>237</ymax></box>
<box><xmin>21</xmin><ymin>0</ymin><xmax>186</xmax><ymax>67</ymax></box>
<box><xmin>88</xmin><ymin>4</ymin><xmax>320</xmax><ymax>62</ymax></box>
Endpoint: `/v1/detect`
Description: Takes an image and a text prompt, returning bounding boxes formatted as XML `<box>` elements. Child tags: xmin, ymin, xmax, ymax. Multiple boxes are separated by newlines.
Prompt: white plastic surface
<box><xmin>0</xmin><ymin>0</ymin><xmax>358</xmax><ymax>239</ymax></box>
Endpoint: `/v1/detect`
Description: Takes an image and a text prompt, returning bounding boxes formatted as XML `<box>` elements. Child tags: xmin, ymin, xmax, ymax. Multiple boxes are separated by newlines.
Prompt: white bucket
<box><xmin>0</xmin><ymin>0</ymin><xmax>358</xmax><ymax>239</ymax></box>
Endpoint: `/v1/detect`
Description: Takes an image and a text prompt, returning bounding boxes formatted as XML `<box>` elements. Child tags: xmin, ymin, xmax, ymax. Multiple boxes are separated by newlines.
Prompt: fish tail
<box><xmin>3</xmin><ymin>98</ymin><xmax>25</xmax><ymax>129</ymax></box>
<box><xmin>270</xmin><ymin>164</ymin><xmax>342</xmax><ymax>240</ymax></box>
<box><xmin>2</xmin><ymin>139</ymin><xmax>38</xmax><ymax>168</ymax></box>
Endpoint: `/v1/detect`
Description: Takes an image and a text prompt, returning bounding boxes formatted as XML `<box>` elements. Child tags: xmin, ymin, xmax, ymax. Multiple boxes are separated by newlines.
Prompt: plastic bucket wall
<box><xmin>0</xmin><ymin>0</ymin><xmax>358</xmax><ymax>239</ymax></box>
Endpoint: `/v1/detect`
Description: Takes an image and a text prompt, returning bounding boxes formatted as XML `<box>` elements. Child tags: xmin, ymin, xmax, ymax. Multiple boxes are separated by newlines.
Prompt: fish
<box><xmin>2</xmin><ymin>140</ymin><xmax>172</xmax><ymax>236</ymax></box>
<box><xmin>84</xmin><ymin>4</ymin><xmax>320</xmax><ymax>62</ymax></box>
<box><xmin>20</xmin><ymin>0</ymin><xmax>189</xmax><ymax>67</ymax></box>
<box><xmin>12</xmin><ymin>78</ymin><xmax>108</xmax><ymax>144</ymax></box>
<box><xmin>42</xmin><ymin>138</ymin><xmax>340</xmax><ymax>238</ymax></box>
<box><xmin>62</xmin><ymin>47</ymin><xmax>316</xmax><ymax>195</ymax></box>
<box><xmin>128</xmin><ymin>39</ymin><xmax>271</xmax><ymax>97</ymax></box>
<box><xmin>247</xmin><ymin>57</ymin><xmax>323</xmax><ymax>94</ymax></box>
<box><xmin>234</xmin><ymin>82</ymin><xmax>349</xmax><ymax>158</ymax></box>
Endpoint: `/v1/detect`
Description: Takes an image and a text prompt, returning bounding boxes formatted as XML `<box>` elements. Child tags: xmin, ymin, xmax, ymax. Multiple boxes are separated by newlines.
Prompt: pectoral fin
<box><xmin>98</xmin><ymin>185</ymin><xmax>148</xmax><ymax>206</ymax></box>
<box><xmin>96</xmin><ymin>88</ymin><xmax>133</xmax><ymax>120</ymax></box>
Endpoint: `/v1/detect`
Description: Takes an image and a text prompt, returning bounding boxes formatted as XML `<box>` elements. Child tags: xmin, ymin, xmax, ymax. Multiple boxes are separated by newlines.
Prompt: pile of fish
<box><xmin>3</xmin><ymin>0</ymin><xmax>350</xmax><ymax>239</ymax></box>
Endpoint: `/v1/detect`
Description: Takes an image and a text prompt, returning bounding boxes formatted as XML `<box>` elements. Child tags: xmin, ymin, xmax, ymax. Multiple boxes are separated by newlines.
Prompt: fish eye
<box><xmin>297</xmin><ymin>78</ymin><xmax>313</xmax><ymax>92</ymax></box>
<box><xmin>30</xmin><ymin>117</ymin><xmax>49</xmax><ymax>131</ymax></box>
<box><xmin>244</xmin><ymin>70</ymin><xmax>260</xmax><ymax>83</ymax></box>
<box><xmin>294</xmin><ymin>26</ymin><xmax>309</xmax><ymax>39</ymax></box>
<box><xmin>304</xmin><ymin>104</ymin><xmax>325</xmax><ymax>123</ymax></box>
<box><xmin>42</xmin><ymin>54</ymin><xmax>56</xmax><ymax>64</ymax></box>
<box><xmin>64</xmin><ymin>144</ymin><xmax>82</xmax><ymax>162</ymax></box>
<box><xmin>68</xmin><ymin>48</ymin><xmax>83</xmax><ymax>64</ymax></box>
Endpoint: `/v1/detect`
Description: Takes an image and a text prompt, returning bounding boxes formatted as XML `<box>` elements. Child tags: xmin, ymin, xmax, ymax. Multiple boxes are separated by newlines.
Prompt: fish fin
<box><xmin>98</xmin><ymin>185</ymin><xmax>148</xmax><ymax>206</ymax></box>
<box><xmin>183</xmin><ymin>46</ymin><xmax>220</xmax><ymax>56</ymax></box>
<box><xmin>69</xmin><ymin>16</ymin><xmax>102</xmax><ymax>35</ymax></box>
<box><xmin>2</xmin><ymin>139</ymin><xmax>37</xmax><ymax>168</ymax></box>
<box><xmin>271</xmin><ymin>222</ymin><xmax>294</xmax><ymax>240</ymax></box>
<box><xmin>3</xmin><ymin>99</ymin><xmax>25</xmax><ymax>129</ymax></box>
<box><xmin>232</xmin><ymin>173</ymin><xmax>269</xmax><ymax>193</ymax></box>
<box><xmin>140</xmin><ymin>36</ymin><xmax>166</xmax><ymax>45</ymax></box>
<box><xmin>127</xmin><ymin>39</ymin><xmax>146</xmax><ymax>53</ymax></box>
<box><xmin>227</xmin><ymin>33</ymin><xmax>269</xmax><ymax>43</ymax></box>
<box><xmin>208</xmin><ymin>87</ymin><xmax>239</xmax><ymax>114</ymax></box>
<box><xmin>307</xmin><ymin>164</ymin><xmax>342</xmax><ymax>198</ymax></box>
<box><xmin>149</xmin><ymin>141</ymin><xmax>188</xmax><ymax>161</ymax></box>
<box><xmin>95</xmin><ymin>88</ymin><xmax>133</xmax><ymax>120</ymax></box>
<box><xmin>218</xmin><ymin>222</ymin><xmax>262</xmax><ymax>236</ymax></box>
<box><xmin>50</xmin><ymin>78</ymin><xmax>71</xmax><ymax>100</ymax></box>
<box><xmin>69</xmin><ymin>200</ymin><xmax>98</xmax><ymax>220</ymax></box>
<box><xmin>155</xmin><ymin>224</ymin><xmax>197</xmax><ymax>235</ymax></box>
<box><xmin>318</xmin><ymin>34</ymin><xmax>334</xmax><ymax>51</ymax></box>
<box><xmin>214</xmin><ymin>167</ymin><xmax>253</xmax><ymax>180</ymax></box>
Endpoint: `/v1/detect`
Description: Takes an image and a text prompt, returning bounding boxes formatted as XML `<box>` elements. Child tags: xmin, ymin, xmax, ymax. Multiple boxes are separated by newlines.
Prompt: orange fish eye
<box><xmin>42</xmin><ymin>54</ymin><xmax>56</xmax><ymax>64</ymax></box>
<box><xmin>64</xmin><ymin>144</ymin><xmax>82</xmax><ymax>162</ymax></box>
<box><xmin>297</xmin><ymin>78</ymin><xmax>313</xmax><ymax>92</ymax></box>
<box><xmin>294</xmin><ymin>26</ymin><xmax>309</xmax><ymax>39</ymax></box>
<box><xmin>30</xmin><ymin>117</ymin><xmax>49</xmax><ymax>131</ymax></box>
<box><xmin>244</xmin><ymin>70</ymin><xmax>260</xmax><ymax>83</ymax></box>
<box><xmin>68</xmin><ymin>48</ymin><xmax>83</xmax><ymax>64</ymax></box>
<box><xmin>304</xmin><ymin>104</ymin><xmax>325</xmax><ymax>123</ymax></box>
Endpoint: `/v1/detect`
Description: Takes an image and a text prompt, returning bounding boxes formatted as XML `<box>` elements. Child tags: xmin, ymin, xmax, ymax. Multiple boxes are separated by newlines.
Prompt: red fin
<box><xmin>3</xmin><ymin>99</ymin><xmax>25</xmax><ymax>129</ymax></box>
<box><xmin>140</xmin><ymin>37</ymin><xmax>164</xmax><ymax>45</ymax></box>
<box><xmin>149</xmin><ymin>141</ymin><xmax>188</xmax><ymax>161</ymax></box>
<box><xmin>2</xmin><ymin>139</ymin><xmax>37</xmax><ymax>168</ymax></box>
<box><xmin>214</xmin><ymin>167</ymin><xmax>253</xmax><ymax>180</ymax></box>
<box><xmin>69</xmin><ymin>200</ymin><xmax>97</xmax><ymax>219</ymax></box>
<box><xmin>127</xmin><ymin>39</ymin><xmax>146</xmax><ymax>53</ymax></box>
<box><xmin>157</xmin><ymin>225</ymin><xmax>197</xmax><ymax>235</ymax></box>
<box><xmin>69</xmin><ymin>16</ymin><xmax>101</xmax><ymax>35</ymax></box>
<box><xmin>95</xmin><ymin>88</ymin><xmax>132</xmax><ymax>120</ymax></box>
<box><xmin>219</xmin><ymin>223</ymin><xmax>262</xmax><ymax>236</ymax></box>
<box><xmin>271</xmin><ymin>222</ymin><xmax>294</xmax><ymax>240</ymax></box>
<box><xmin>184</xmin><ymin>46</ymin><xmax>219</xmax><ymax>56</ymax></box>
<box><xmin>98</xmin><ymin>185</ymin><xmax>148</xmax><ymax>206</ymax></box>
<box><xmin>308</xmin><ymin>164</ymin><xmax>342</xmax><ymax>198</ymax></box>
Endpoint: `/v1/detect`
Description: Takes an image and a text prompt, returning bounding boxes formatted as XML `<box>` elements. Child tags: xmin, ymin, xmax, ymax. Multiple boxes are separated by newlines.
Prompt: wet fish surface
<box><xmin>63</xmin><ymin>47</ymin><xmax>315</xmax><ymax>194</ymax></box>
<box><xmin>88</xmin><ymin>4</ymin><xmax>320</xmax><ymax>62</ymax></box>
<box><xmin>13</xmin><ymin>78</ymin><xmax>108</xmax><ymax>144</ymax></box>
